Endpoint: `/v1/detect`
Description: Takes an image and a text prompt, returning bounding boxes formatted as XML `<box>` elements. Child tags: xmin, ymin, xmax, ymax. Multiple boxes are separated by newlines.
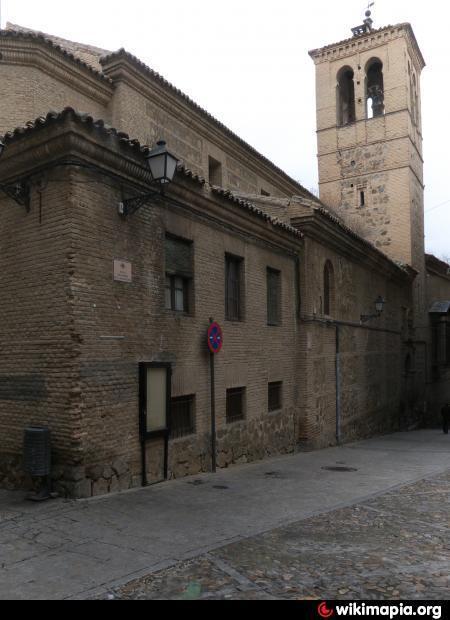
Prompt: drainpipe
<box><xmin>335</xmin><ymin>323</ymin><xmax>341</xmax><ymax>445</ymax></box>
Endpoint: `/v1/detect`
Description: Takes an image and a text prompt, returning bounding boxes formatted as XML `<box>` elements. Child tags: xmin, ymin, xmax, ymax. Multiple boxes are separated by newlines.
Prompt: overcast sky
<box><xmin>2</xmin><ymin>0</ymin><xmax>448</xmax><ymax>258</ymax></box>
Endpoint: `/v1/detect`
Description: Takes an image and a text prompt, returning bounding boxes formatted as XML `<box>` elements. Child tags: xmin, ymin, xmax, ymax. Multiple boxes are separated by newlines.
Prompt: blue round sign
<box><xmin>207</xmin><ymin>322</ymin><xmax>223</xmax><ymax>354</ymax></box>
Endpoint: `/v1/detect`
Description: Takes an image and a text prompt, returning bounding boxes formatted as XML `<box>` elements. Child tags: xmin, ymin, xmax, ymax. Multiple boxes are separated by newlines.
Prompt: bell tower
<box><xmin>309</xmin><ymin>17</ymin><xmax>426</xmax><ymax>279</ymax></box>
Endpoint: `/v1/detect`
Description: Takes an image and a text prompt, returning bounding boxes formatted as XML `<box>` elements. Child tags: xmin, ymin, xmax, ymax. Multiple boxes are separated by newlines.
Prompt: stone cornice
<box><xmin>309</xmin><ymin>23</ymin><xmax>425</xmax><ymax>73</ymax></box>
<box><xmin>0</xmin><ymin>36</ymin><xmax>114</xmax><ymax>106</ymax></box>
<box><xmin>0</xmin><ymin>120</ymin><xmax>151</xmax><ymax>190</ymax></box>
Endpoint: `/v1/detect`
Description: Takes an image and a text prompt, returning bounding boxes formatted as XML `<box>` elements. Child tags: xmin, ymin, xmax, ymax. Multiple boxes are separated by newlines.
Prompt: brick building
<box><xmin>0</xmin><ymin>18</ymin><xmax>449</xmax><ymax>497</ymax></box>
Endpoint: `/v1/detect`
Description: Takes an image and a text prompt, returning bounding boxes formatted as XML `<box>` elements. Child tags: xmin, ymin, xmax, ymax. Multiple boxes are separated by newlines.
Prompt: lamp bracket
<box><xmin>360</xmin><ymin>312</ymin><xmax>381</xmax><ymax>324</ymax></box>
<box><xmin>0</xmin><ymin>181</ymin><xmax>31</xmax><ymax>212</ymax></box>
<box><xmin>119</xmin><ymin>189</ymin><xmax>160</xmax><ymax>218</ymax></box>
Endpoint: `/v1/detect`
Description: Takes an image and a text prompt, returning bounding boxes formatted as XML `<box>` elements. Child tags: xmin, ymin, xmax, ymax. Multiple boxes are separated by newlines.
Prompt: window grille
<box><xmin>225</xmin><ymin>255</ymin><xmax>243</xmax><ymax>321</ymax></box>
<box><xmin>268</xmin><ymin>382</ymin><xmax>283</xmax><ymax>413</ymax></box>
<box><xmin>170</xmin><ymin>395</ymin><xmax>195</xmax><ymax>439</ymax></box>
<box><xmin>267</xmin><ymin>268</ymin><xmax>281</xmax><ymax>326</ymax></box>
<box><xmin>226</xmin><ymin>387</ymin><xmax>246</xmax><ymax>424</ymax></box>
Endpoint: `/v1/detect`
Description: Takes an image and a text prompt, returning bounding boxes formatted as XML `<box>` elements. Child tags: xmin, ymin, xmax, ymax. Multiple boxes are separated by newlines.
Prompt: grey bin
<box><xmin>24</xmin><ymin>427</ymin><xmax>51</xmax><ymax>477</ymax></box>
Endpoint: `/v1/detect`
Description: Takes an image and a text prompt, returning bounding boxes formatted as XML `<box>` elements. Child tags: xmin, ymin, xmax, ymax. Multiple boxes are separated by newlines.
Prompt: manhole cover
<box><xmin>322</xmin><ymin>466</ymin><xmax>358</xmax><ymax>473</ymax></box>
<box><xmin>213</xmin><ymin>485</ymin><xmax>229</xmax><ymax>490</ymax></box>
<box><xmin>265</xmin><ymin>471</ymin><xmax>285</xmax><ymax>479</ymax></box>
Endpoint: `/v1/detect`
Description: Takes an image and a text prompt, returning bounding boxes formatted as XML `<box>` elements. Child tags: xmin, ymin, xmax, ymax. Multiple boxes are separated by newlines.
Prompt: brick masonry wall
<box><xmin>0</xmin><ymin>163</ymin><xmax>302</xmax><ymax>495</ymax></box>
<box><xmin>0</xmin><ymin>65</ymin><xmax>110</xmax><ymax>137</ymax></box>
<box><xmin>14</xmin><ymin>163</ymin><xmax>302</xmax><ymax>497</ymax></box>
<box><xmin>0</xmin><ymin>170</ymin><xmax>81</xmax><ymax>490</ymax></box>
<box><xmin>109</xmin><ymin>80</ymin><xmax>284</xmax><ymax>197</ymax></box>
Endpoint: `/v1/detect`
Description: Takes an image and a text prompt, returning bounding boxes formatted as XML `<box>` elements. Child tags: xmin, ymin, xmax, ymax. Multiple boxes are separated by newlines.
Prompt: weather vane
<box><xmin>351</xmin><ymin>2</ymin><xmax>375</xmax><ymax>37</ymax></box>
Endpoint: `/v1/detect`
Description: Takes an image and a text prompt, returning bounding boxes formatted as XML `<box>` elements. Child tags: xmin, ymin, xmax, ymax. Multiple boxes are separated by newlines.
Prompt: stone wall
<box><xmin>299</xmin><ymin>234</ymin><xmax>417</xmax><ymax>449</ymax></box>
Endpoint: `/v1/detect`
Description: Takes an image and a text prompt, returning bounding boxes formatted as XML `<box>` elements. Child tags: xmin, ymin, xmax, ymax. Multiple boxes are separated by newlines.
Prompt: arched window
<box><xmin>366</xmin><ymin>58</ymin><xmax>385</xmax><ymax>119</ymax></box>
<box><xmin>323</xmin><ymin>261</ymin><xmax>335</xmax><ymax>317</ymax></box>
<box><xmin>337</xmin><ymin>66</ymin><xmax>356</xmax><ymax>127</ymax></box>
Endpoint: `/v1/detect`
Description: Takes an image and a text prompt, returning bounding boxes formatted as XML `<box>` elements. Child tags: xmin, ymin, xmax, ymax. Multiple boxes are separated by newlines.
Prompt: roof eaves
<box><xmin>210</xmin><ymin>186</ymin><xmax>304</xmax><ymax>240</ymax></box>
<box><xmin>0</xmin><ymin>28</ymin><xmax>113</xmax><ymax>84</ymax></box>
<box><xmin>0</xmin><ymin>107</ymin><xmax>150</xmax><ymax>156</ymax></box>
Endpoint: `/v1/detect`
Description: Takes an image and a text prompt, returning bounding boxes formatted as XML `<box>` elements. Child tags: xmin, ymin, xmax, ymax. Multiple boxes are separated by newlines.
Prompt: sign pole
<box><xmin>207</xmin><ymin>318</ymin><xmax>223</xmax><ymax>473</ymax></box>
<box><xmin>210</xmin><ymin>346</ymin><xmax>217</xmax><ymax>473</ymax></box>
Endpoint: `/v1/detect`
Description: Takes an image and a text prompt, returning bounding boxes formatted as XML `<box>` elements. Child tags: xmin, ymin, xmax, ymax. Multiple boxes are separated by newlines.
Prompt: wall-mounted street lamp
<box><xmin>119</xmin><ymin>140</ymin><xmax>179</xmax><ymax>218</ymax></box>
<box><xmin>361</xmin><ymin>296</ymin><xmax>386</xmax><ymax>324</ymax></box>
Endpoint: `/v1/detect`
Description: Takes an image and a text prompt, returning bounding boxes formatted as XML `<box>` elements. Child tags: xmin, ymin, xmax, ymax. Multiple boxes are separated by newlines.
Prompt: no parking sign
<box><xmin>207</xmin><ymin>322</ymin><xmax>223</xmax><ymax>355</ymax></box>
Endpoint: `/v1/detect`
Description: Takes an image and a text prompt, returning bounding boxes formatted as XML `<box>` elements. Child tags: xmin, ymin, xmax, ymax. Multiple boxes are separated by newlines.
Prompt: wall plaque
<box><xmin>114</xmin><ymin>260</ymin><xmax>132</xmax><ymax>283</ymax></box>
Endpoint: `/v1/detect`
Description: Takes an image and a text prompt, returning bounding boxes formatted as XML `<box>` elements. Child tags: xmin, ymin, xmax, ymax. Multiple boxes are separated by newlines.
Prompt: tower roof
<box><xmin>309</xmin><ymin>23</ymin><xmax>425</xmax><ymax>71</ymax></box>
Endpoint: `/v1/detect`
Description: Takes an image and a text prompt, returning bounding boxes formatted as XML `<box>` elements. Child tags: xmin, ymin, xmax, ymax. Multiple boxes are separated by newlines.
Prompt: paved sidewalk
<box><xmin>0</xmin><ymin>430</ymin><xmax>449</xmax><ymax>600</ymax></box>
<box><xmin>112</xmin><ymin>471</ymin><xmax>450</xmax><ymax>600</ymax></box>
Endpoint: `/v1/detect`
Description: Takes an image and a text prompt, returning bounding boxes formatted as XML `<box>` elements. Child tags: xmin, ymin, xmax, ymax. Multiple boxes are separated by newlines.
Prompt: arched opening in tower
<box><xmin>337</xmin><ymin>67</ymin><xmax>356</xmax><ymax>126</ymax></box>
<box><xmin>366</xmin><ymin>59</ymin><xmax>385</xmax><ymax>119</ymax></box>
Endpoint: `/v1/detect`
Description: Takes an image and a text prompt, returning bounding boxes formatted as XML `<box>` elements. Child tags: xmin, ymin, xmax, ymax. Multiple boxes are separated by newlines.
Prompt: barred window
<box><xmin>225</xmin><ymin>254</ymin><xmax>244</xmax><ymax>321</ymax></box>
<box><xmin>268</xmin><ymin>382</ymin><xmax>283</xmax><ymax>413</ymax></box>
<box><xmin>165</xmin><ymin>235</ymin><xmax>193</xmax><ymax>314</ymax></box>
<box><xmin>267</xmin><ymin>268</ymin><xmax>281</xmax><ymax>326</ymax></box>
<box><xmin>226</xmin><ymin>387</ymin><xmax>246</xmax><ymax>424</ymax></box>
<box><xmin>170</xmin><ymin>395</ymin><xmax>195</xmax><ymax>439</ymax></box>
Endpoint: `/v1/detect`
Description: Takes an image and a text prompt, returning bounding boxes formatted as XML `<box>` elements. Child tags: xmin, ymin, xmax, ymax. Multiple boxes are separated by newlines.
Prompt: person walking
<box><xmin>442</xmin><ymin>403</ymin><xmax>450</xmax><ymax>435</ymax></box>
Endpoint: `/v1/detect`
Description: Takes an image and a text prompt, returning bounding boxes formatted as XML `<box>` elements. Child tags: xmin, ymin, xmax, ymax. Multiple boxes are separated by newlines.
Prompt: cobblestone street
<box><xmin>1</xmin><ymin>431</ymin><xmax>449</xmax><ymax>600</ymax></box>
<box><xmin>109</xmin><ymin>471</ymin><xmax>450</xmax><ymax>600</ymax></box>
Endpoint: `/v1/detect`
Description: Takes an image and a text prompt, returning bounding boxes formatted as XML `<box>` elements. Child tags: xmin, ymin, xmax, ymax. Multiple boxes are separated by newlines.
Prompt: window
<box><xmin>208</xmin><ymin>156</ymin><xmax>223</xmax><ymax>186</ymax></box>
<box><xmin>360</xmin><ymin>190</ymin><xmax>365</xmax><ymax>207</ymax></box>
<box><xmin>170</xmin><ymin>395</ymin><xmax>195</xmax><ymax>439</ymax></box>
<box><xmin>431</xmin><ymin>319</ymin><xmax>450</xmax><ymax>368</ymax></box>
<box><xmin>337</xmin><ymin>66</ymin><xmax>356</xmax><ymax>126</ymax></box>
<box><xmin>165</xmin><ymin>276</ymin><xmax>189</xmax><ymax>313</ymax></box>
<box><xmin>324</xmin><ymin>261</ymin><xmax>335</xmax><ymax>317</ymax></box>
<box><xmin>226</xmin><ymin>387</ymin><xmax>246</xmax><ymax>424</ymax></box>
<box><xmin>268</xmin><ymin>382</ymin><xmax>283</xmax><ymax>413</ymax></box>
<box><xmin>261</xmin><ymin>189</ymin><xmax>271</xmax><ymax>197</ymax></box>
<box><xmin>267</xmin><ymin>268</ymin><xmax>281</xmax><ymax>326</ymax></box>
<box><xmin>165</xmin><ymin>235</ymin><xmax>193</xmax><ymax>313</ymax></box>
<box><xmin>225</xmin><ymin>254</ymin><xmax>244</xmax><ymax>321</ymax></box>
<box><xmin>366</xmin><ymin>58</ymin><xmax>384</xmax><ymax>119</ymax></box>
